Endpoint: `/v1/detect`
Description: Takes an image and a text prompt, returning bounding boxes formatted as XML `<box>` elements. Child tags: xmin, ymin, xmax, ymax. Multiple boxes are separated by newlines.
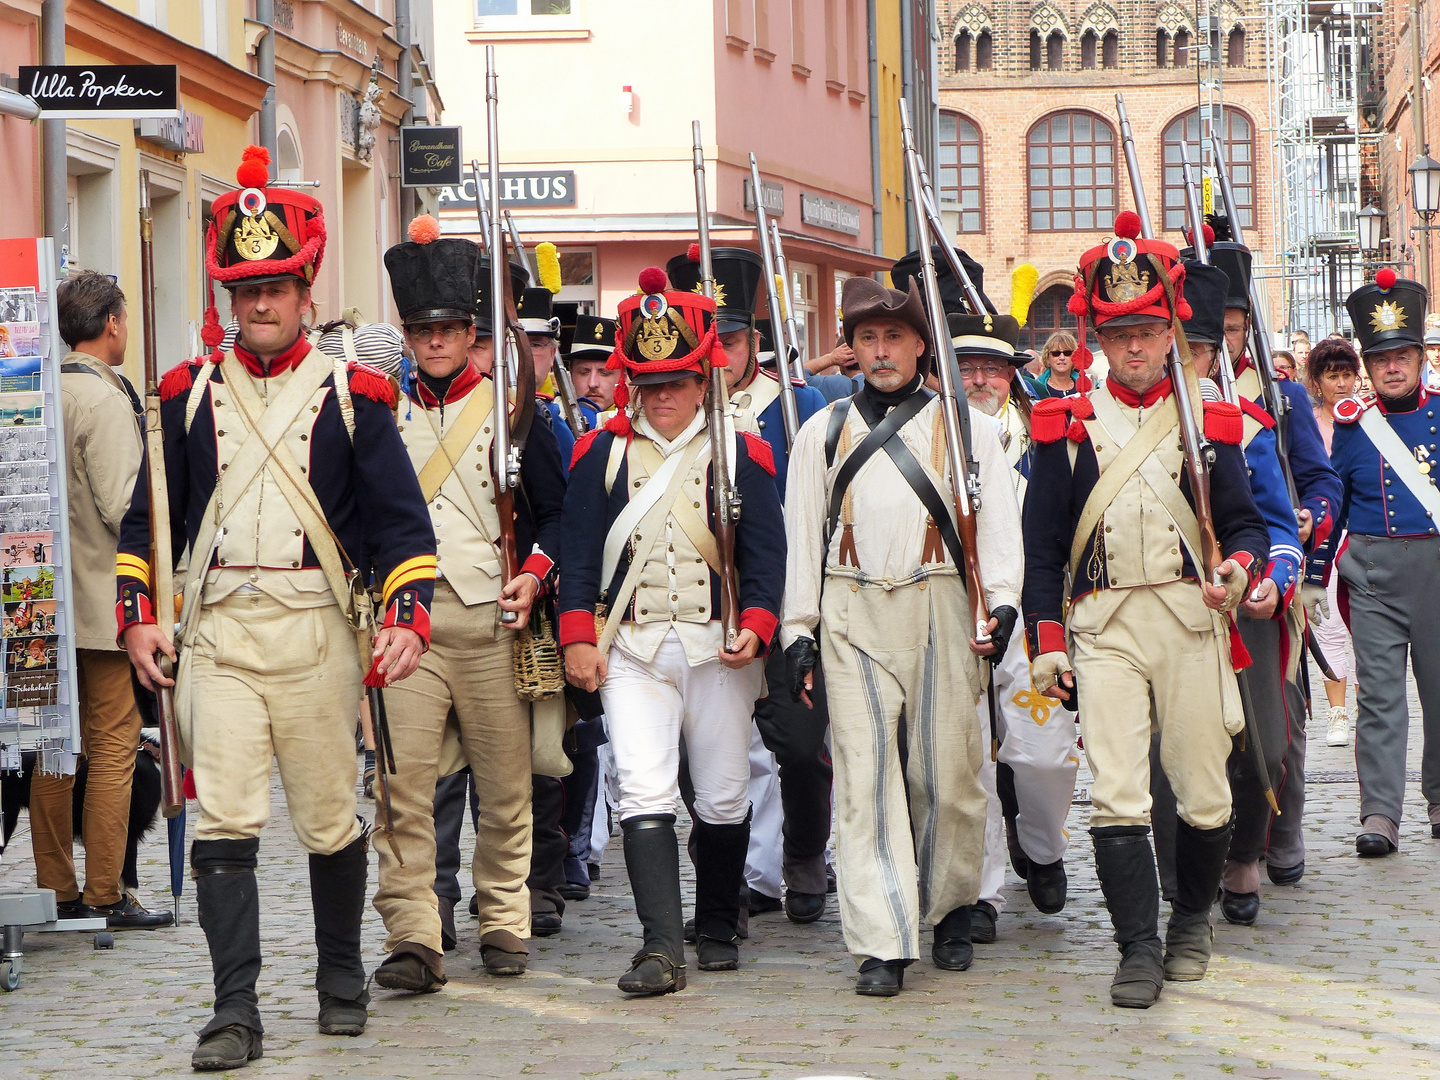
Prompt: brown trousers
<box><xmin>30</xmin><ymin>650</ymin><xmax>143</xmax><ymax>907</ymax></box>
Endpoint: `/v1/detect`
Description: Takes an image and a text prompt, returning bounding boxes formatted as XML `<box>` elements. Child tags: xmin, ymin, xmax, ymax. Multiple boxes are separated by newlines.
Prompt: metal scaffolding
<box><xmin>1264</xmin><ymin>0</ymin><xmax>1383</xmax><ymax>337</ymax></box>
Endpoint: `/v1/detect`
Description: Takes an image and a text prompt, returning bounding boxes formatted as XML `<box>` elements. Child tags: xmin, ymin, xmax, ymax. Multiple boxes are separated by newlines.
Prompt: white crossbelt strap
<box><xmin>600</xmin><ymin>429</ymin><xmax>706</xmax><ymax>588</ymax></box>
<box><xmin>1358</xmin><ymin>406</ymin><xmax>1440</xmax><ymax>522</ymax></box>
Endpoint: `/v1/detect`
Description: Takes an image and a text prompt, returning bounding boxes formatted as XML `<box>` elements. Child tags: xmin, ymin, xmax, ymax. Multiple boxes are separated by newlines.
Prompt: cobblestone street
<box><xmin>3</xmin><ymin>673</ymin><xmax>1439</xmax><ymax>1079</ymax></box>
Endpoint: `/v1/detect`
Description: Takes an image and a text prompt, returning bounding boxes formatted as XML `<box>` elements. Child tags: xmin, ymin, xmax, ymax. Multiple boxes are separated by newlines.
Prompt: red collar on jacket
<box><xmin>1107</xmin><ymin>375</ymin><xmax>1173</xmax><ymax>409</ymax></box>
<box><xmin>413</xmin><ymin>362</ymin><xmax>484</xmax><ymax>410</ymax></box>
<box><xmin>1375</xmin><ymin>386</ymin><xmax>1429</xmax><ymax>415</ymax></box>
<box><xmin>233</xmin><ymin>335</ymin><xmax>311</xmax><ymax>377</ymax></box>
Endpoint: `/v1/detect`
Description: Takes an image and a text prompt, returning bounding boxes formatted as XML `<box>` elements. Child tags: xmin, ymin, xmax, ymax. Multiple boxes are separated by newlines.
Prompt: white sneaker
<box><xmin>1325</xmin><ymin>705</ymin><xmax>1350</xmax><ymax>747</ymax></box>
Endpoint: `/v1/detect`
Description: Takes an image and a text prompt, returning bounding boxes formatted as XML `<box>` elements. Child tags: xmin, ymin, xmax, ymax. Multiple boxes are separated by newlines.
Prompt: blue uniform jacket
<box><xmin>753</xmin><ymin>379</ymin><xmax>827</xmax><ymax>500</ymax></box>
<box><xmin>539</xmin><ymin>395</ymin><xmax>577</xmax><ymax>471</ymax></box>
<box><xmin>1244</xmin><ymin>421</ymin><xmax>1304</xmax><ymax>604</ymax></box>
<box><xmin>556</xmin><ymin>419</ymin><xmax>787</xmax><ymax>651</ymax></box>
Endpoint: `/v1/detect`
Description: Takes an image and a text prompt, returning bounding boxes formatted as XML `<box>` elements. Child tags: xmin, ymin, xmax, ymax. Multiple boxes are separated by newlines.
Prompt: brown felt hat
<box><xmin>841</xmin><ymin>277</ymin><xmax>933</xmax><ymax>368</ymax></box>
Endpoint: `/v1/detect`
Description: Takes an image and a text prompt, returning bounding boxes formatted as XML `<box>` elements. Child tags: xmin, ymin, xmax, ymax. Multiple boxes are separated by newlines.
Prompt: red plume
<box><xmin>235</xmin><ymin>145</ymin><xmax>271</xmax><ymax>189</ymax></box>
<box><xmin>1202</xmin><ymin>223</ymin><xmax>1215</xmax><ymax>247</ymax></box>
<box><xmin>687</xmin><ymin>243</ymin><xmax>701</xmax><ymax>263</ymax></box>
<box><xmin>638</xmin><ymin>266</ymin><xmax>668</xmax><ymax>294</ymax></box>
<box><xmin>1114</xmin><ymin>210</ymin><xmax>1143</xmax><ymax>239</ymax></box>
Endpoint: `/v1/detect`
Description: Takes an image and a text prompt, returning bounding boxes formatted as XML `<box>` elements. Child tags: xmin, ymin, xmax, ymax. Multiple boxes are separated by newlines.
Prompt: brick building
<box><xmin>932</xmin><ymin>0</ymin><xmax>1273</xmax><ymax>355</ymax></box>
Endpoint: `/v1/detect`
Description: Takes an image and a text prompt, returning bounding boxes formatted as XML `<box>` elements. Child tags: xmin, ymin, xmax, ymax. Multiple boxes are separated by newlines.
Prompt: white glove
<box><xmin>1301</xmin><ymin>581</ymin><xmax>1330</xmax><ymax>624</ymax></box>
<box><xmin>1030</xmin><ymin>651</ymin><xmax>1074</xmax><ymax>695</ymax></box>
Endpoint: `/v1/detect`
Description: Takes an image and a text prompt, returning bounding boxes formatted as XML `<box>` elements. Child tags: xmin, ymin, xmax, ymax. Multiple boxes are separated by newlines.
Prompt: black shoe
<box><xmin>968</xmin><ymin>901</ymin><xmax>998</xmax><ymax>944</ymax></box>
<box><xmin>1356</xmin><ymin>833</ymin><xmax>1397</xmax><ymax>857</ymax></box>
<box><xmin>468</xmin><ymin>893</ymin><xmax>479</xmax><ymax>917</ymax></box>
<box><xmin>1266</xmin><ymin>861</ymin><xmax>1304</xmax><ymax>886</ymax></box>
<box><xmin>1026</xmin><ymin>859</ymin><xmax>1068</xmax><ymax>914</ymax></box>
<box><xmin>696</xmin><ymin>935</ymin><xmax>740</xmax><ymax>971</ymax></box>
<box><xmin>855</xmin><ymin>958</ymin><xmax>905</xmax><ymax>996</ymax></box>
<box><xmin>618</xmin><ymin>952</ymin><xmax>686</xmax><ymax>995</ymax></box>
<box><xmin>620</xmin><ymin>816</ymin><xmax>687</xmax><ymax>996</ymax></box>
<box><xmin>54</xmin><ymin>898</ymin><xmax>85</xmax><ymax>919</ymax></box>
<box><xmin>683</xmin><ymin>917</ymin><xmax>697</xmax><ymax>944</ymax></box>
<box><xmin>557</xmin><ymin>881</ymin><xmax>591</xmax><ymax>902</ymax></box>
<box><xmin>84</xmin><ymin>896</ymin><xmax>175</xmax><ymax>930</ymax></box>
<box><xmin>439</xmin><ymin>898</ymin><xmax>457</xmax><ymax>952</ymax></box>
<box><xmin>692</xmin><ymin>815</ymin><xmax>750</xmax><ymax>960</ymax></box>
<box><xmin>1092</xmin><ymin>826</ymin><xmax>1164</xmax><ymax>1009</ymax></box>
<box><xmin>1219</xmin><ymin>889</ymin><xmax>1259</xmax><ymax>926</ymax></box>
<box><xmin>192</xmin><ymin>1025</ymin><xmax>262</xmax><ymax>1071</ymax></box>
<box><xmin>373</xmin><ymin>947</ymin><xmax>447</xmax><ymax>994</ymax></box>
<box><xmin>317</xmin><ymin>994</ymin><xmax>367</xmax><ymax>1036</ymax></box>
<box><xmin>931</xmin><ymin>907</ymin><xmax>974</xmax><ymax>971</ymax></box>
<box><xmin>531</xmin><ymin>911</ymin><xmax>563</xmax><ymax>937</ymax></box>
<box><xmin>826</xmin><ymin>865</ymin><xmax>837</xmax><ymax>894</ymax></box>
<box><xmin>784</xmin><ymin>890</ymin><xmax>826</xmax><ymax>924</ymax></box>
<box><xmin>1432</xmin><ymin>824</ymin><xmax>1440</xmax><ymax>840</ymax></box>
<box><xmin>746</xmin><ymin>889</ymin><xmax>783</xmax><ymax>915</ymax></box>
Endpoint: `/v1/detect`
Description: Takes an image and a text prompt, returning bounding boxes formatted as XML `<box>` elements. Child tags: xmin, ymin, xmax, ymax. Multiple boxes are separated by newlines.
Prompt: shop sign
<box><xmin>439</xmin><ymin>169</ymin><xmax>576</xmax><ymax>209</ymax></box>
<box><xmin>135</xmin><ymin>107</ymin><xmax>205</xmax><ymax>155</ymax></box>
<box><xmin>336</xmin><ymin>22</ymin><xmax>370</xmax><ymax>60</ymax></box>
<box><xmin>401</xmin><ymin>126</ymin><xmax>464</xmax><ymax>188</ymax></box>
<box><xmin>19</xmin><ymin>65</ymin><xmax>178</xmax><ymax>120</ymax></box>
<box><xmin>800</xmin><ymin>193</ymin><xmax>862</xmax><ymax>237</ymax></box>
<box><xmin>743</xmin><ymin>178</ymin><xmax>785</xmax><ymax>215</ymax></box>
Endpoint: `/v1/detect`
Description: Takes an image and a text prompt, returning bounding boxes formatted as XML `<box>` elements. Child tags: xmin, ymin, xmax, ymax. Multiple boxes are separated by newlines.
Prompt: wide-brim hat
<box><xmin>1346</xmin><ymin>269</ymin><xmax>1427</xmax><ymax>354</ymax></box>
<box><xmin>890</xmin><ymin>245</ymin><xmax>995</xmax><ymax>315</ymax></box>
<box><xmin>948</xmin><ymin>311</ymin><xmax>1020</xmax><ymax>362</ymax></box>
<box><xmin>666</xmin><ymin>246</ymin><xmax>763</xmax><ymax>334</ymax></box>
<box><xmin>613</xmin><ymin>266</ymin><xmax>718</xmax><ymax>388</ymax></box>
<box><xmin>384</xmin><ymin>218</ymin><xmax>482</xmax><ymax>326</ymax></box>
<box><xmin>842</xmin><ymin>277</ymin><xmax>933</xmax><ymax>373</ymax></box>
<box><xmin>1179</xmin><ymin>261</ymin><xmax>1229</xmax><ymax>348</ymax></box>
<box><xmin>206</xmin><ymin>146</ymin><xmax>325</xmax><ymax>290</ymax></box>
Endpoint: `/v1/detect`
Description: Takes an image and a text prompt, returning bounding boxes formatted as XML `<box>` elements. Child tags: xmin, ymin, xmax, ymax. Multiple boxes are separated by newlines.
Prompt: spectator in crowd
<box><xmin>1273</xmin><ymin>349</ymin><xmax>1298</xmax><ymax>380</ymax></box>
<box><xmin>1289</xmin><ymin>330</ymin><xmax>1311</xmax><ymax>367</ymax></box>
<box><xmin>1425</xmin><ymin>328</ymin><xmax>1440</xmax><ymax>392</ymax></box>
<box><xmin>1034</xmin><ymin>331</ymin><xmax>1079</xmax><ymax>397</ymax></box>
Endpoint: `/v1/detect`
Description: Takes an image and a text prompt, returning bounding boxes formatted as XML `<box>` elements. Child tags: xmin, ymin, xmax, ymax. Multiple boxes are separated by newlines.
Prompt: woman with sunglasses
<box><xmin>1035</xmin><ymin>330</ymin><xmax>1079</xmax><ymax>398</ymax></box>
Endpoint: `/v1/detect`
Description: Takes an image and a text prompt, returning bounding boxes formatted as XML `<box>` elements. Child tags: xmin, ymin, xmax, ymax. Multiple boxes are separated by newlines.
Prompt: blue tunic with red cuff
<box><xmin>115</xmin><ymin>337</ymin><xmax>438</xmax><ymax>644</ymax></box>
<box><xmin>556</xmin><ymin>417</ymin><xmax>787</xmax><ymax>650</ymax></box>
<box><xmin>1021</xmin><ymin>376</ymin><xmax>1271</xmax><ymax>658</ymax></box>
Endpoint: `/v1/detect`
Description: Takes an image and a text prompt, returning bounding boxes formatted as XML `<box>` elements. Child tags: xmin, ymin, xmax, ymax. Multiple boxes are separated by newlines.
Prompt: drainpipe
<box><xmin>40</xmin><ymin>0</ymin><xmax>66</xmax><ymax>271</ymax></box>
<box><xmin>257</xmin><ymin>0</ymin><xmax>276</xmax><ymax>177</ymax></box>
<box><xmin>396</xmin><ymin>0</ymin><xmax>416</xmax><ymax>228</ymax></box>
<box><xmin>900</xmin><ymin>0</ymin><xmax>914</xmax><ymax>252</ymax></box>
<box><xmin>868</xmin><ymin>0</ymin><xmax>882</xmax><ymax>257</ymax></box>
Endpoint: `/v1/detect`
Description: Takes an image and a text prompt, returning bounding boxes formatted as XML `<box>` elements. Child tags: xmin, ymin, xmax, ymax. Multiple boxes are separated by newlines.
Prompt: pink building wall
<box><xmin>0</xmin><ymin>17</ymin><xmax>41</xmax><ymax>241</ymax></box>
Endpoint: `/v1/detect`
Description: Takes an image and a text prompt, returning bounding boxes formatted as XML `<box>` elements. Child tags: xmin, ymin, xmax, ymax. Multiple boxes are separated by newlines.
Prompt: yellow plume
<box><xmin>537</xmin><ymin>242</ymin><xmax>562</xmax><ymax>294</ymax></box>
<box><xmin>1010</xmin><ymin>263</ymin><xmax>1039</xmax><ymax>328</ymax></box>
<box><xmin>774</xmin><ymin>275</ymin><xmax>788</xmax><ymax>319</ymax></box>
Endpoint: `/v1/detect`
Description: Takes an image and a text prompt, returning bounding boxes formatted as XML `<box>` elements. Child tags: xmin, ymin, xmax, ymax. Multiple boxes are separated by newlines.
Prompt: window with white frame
<box><xmin>790</xmin><ymin>261</ymin><xmax>819</xmax><ymax>363</ymax></box>
<box><xmin>475</xmin><ymin>0</ymin><xmax>577</xmax><ymax>27</ymax></box>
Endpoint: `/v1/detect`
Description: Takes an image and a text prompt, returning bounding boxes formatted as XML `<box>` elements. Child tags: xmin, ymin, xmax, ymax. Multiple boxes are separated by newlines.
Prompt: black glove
<box><xmin>784</xmin><ymin>638</ymin><xmax>820</xmax><ymax>703</ymax></box>
<box><xmin>986</xmin><ymin>606</ymin><xmax>1018</xmax><ymax>665</ymax></box>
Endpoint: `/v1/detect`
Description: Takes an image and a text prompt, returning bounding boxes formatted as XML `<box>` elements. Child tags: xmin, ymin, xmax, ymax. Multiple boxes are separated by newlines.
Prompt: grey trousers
<box><xmin>1265</xmin><ymin>677</ymin><xmax>1308</xmax><ymax>870</ymax></box>
<box><xmin>1339</xmin><ymin>534</ymin><xmax>1440</xmax><ymax>827</ymax></box>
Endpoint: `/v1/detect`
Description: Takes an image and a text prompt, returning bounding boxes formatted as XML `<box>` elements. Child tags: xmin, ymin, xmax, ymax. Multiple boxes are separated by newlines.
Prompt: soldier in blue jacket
<box><xmin>1318</xmin><ymin>270</ymin><xmax>1440</xmax><ymax>855</ymax></box>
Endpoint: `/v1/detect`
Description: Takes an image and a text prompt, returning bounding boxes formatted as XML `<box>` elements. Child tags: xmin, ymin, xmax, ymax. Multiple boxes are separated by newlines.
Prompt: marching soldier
<box><xmin>118</xmin><ymin>148</ymin><xmax>437</xmax><ymax>1069</ymax></box>
<box><xmin>371</xmin><ymin>216</ymin><xmax>566</xmax><ymax>989</ymax></box>
<box><xmin>781</xmin><ymin>276</ymin><xmax>1025</xmax><ymax>996</ymax></box>
<box><xmin>1319</xmin><ymin>270</ymin><xmax>1440</xmax><ymax>854</ymax></box>
<box><xmin>568</xmin><ymin>312</ymin><xmax>621</xmax><ymax>426</ymax></box>
<box><xmin>559</xmin><ymin>265</ymin><xmax>785</xmax><ymax>995</ymax></box>
<box><xmin>518</xmin><ymin>283</ymin><xmax>576</xmax><ymax>463</ymax></box>
<box><xmin>666</xmin><ymin>246</ymin><xmax>832</xmax><ymax>921</ymax></box>
<box><xmin>1022</xmin><ymin>213</ymin><xmax>1269</xmax><ymax>1009</ymax></box>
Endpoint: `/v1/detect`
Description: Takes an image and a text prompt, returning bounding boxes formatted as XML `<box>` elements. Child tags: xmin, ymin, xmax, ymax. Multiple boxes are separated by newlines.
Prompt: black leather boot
<box><xmin>1092</xmin><ymin>826</ymin><xmax>1164</xmax><ymax>1009</ymax></box>
<box><xmin>617</xmin><ymin>816</ymin><xmax>687</xmax><ymax>995</ymax></box>
<box><xmin>691</xmin><ymin>814</ymin><xmax>750</xmax><ymax>972</ymax></box>
<box><xmin>932</xmin><ymin>905</ymin><xmax>974</xmax><ymax>971</ymax></box>
<box><xmin>191</xmin><ymin>838</ymin><xmax>264</xmax><ymax>1067</ymax></box>
<box><xmin>1165</xmin><ymin>817</ymin><xmax>1231</xmax><ymax>982</ymax></box>
<box><xmin>309</xmin><ymin>831</ymin><xmax>371</xmax><ymax>1035</ymax></box>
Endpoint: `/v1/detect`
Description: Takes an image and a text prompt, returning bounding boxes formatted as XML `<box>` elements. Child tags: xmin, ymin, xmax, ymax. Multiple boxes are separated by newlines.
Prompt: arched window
<box><xmin>1227</xmin><ymin>27</ymin><xmax>1245</xmax><ymax>67</ymax></box>
<box><xmin>1156</xmin><ymin>29</ymin><xmax>1170</xmax><ymax>67</ymax></box>
<box><xmin>1173</xmin><ymin>28</ymin><xmax>1190</xmax><ymax>67</ymax></box>
<box><xmin>1030</xmin><ymin>29</ymin><xmax>1043</xmax><ymax>69</ymax></box>
<box><xmin>1047</xmin><ymin>31</ymin><xmax>1065</xmax><ymax>69</ymax></box>
<box><xmin>277</xmin><ymin>127</ymin><xmax>302</xmax><ymax>182</ymax></box>
<box><xmin>1102</xmin><ymin>30</ymin><xmax>1118</xmax><ymax>67</ymax></box>
<box><xmin>956</xmin><ymin>31</ymin><xmax>972</xmax><ymax>71</ymax></box>
<box><xmin>976</xmin><ymin>30</ymin><xmax>993</xmax><ymax>69</ymax></box>
<box><xmin>1081</xmin><ymin>29</ymin><xmax>1097</xmax><ymax>69</ymax></box>
<box><xmin>1028</xmin><ymin>111</ymin><xmax>1117</xmax><ymax>231</ymax></box>
<box><xmin>1162</xmin><ymin>109</ymin><xmax>1256</xmax><ymax>232</ymax></box>
<box><xmin>1019</xmin><ymin>284</ymin><xmax>1099</xmax><ymax>356</ymax></box>
<box><xmin>939</xmin><ymin>111</ymin><xmax>984</xmax><ymax>233</ymax></box>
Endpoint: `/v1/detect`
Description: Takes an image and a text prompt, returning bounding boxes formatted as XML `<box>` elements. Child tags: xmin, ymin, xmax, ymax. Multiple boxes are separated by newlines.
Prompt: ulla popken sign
<box><xmin>20</xmin><ymin>65</ymin><xmax>178</xmax><ymax>120</ymax></box>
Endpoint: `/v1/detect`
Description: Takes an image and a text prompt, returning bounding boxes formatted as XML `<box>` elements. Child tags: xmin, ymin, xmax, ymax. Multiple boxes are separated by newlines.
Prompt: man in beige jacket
<box><xmin>28</xmin><ymin>270</ymin><xmax>172</xmax><ymax>929</ymax></box>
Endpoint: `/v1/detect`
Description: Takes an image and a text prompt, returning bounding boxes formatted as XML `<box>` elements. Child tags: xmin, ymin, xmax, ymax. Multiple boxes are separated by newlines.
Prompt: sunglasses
<box><xmin>1049</xmin><ymin>349</ymin><xmax>1073</xmax><ymax>356</ymax></box>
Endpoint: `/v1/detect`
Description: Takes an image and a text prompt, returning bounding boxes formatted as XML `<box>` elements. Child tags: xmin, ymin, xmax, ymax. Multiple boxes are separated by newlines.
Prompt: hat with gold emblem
<box><xmin>1346</xmin><ymin>268</ymin><xmax>1427</xmax><ymax>355</ymax></box>
<box><xmin>665</xmin><ymin>245</ymin><xmax>763</xmax><ymax>333</ymax></box>
<box><xmin>567</xmin><ymin>312</ymin><xmax>618</xmax><ymax>365</ymax></box>
<box><xmin>613</xmin><ymin>266</ymin><xmax>719</xmax><ymax>387</ymax></box>
<box><xmin>206</xmin><ymin>146</ymin><xmax>326</xmax><ymax>291</ymax></box>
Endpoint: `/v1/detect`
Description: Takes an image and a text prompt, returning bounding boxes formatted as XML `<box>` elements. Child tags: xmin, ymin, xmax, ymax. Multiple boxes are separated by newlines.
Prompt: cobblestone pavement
<box><xmin>3</xmin><ymin>673</ymin><xmax>1439</xmax><ymax>1079</ymax></box>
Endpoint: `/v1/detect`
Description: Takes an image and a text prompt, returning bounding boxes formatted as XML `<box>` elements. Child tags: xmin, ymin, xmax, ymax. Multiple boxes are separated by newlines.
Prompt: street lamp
<box><xmin>1357</xmin><ymin>204</ymin><xmax>1385</xmax><ymax>252</ymax></box>
<box><xmin>1409</xmin><ymin>153</ymin><xmax>1440</xmax><ymax>219</ymax></box>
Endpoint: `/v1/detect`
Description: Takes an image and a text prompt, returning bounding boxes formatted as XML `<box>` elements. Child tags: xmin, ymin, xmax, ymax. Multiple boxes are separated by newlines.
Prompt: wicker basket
<box><xmin>514</xmin><ymin>613</ymin><xmax>565</xmax><ymax>702</ymax></box>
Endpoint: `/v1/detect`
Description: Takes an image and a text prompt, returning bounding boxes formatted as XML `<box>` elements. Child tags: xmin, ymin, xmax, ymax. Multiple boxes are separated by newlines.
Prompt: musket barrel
<box><xmin>750</xmin><ymin>153</ymin><xmax>800</xmax><ymax>447</ymax></box>
<box><xmin>768</xmin><ymin>221</ymin><xmax>806</xmax><ymax>384</ymax></box>
<box><xmin>485</xmin><ymin>48</ymin><xmax>511</xmax><ymax>496</ymax></box>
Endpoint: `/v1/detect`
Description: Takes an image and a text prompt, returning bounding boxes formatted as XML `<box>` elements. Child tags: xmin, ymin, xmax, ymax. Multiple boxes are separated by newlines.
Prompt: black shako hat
<box><xmin>516</xmin><ymin>287</ymin><xmax>560</xmax><ymax>337</ymax></box>
<box><xmin>1179</xmin><ymin>261</ymin><xmax>1230</xmax><ymax>348</ymax></box>
<box><xmin>1204</xmin><ymin>242</ymin><xmax>1253</xmax><ymax>312</ymax></box>
<box><xmin>665</xmin><ymin>246</ymin><xmax>764</xmax><ymax>334</ymax></box>
<box><xmin>384</xmin><ymin>229</ymin><xmax>484</xmax><ymax>326</ymax></box>
<box><xmin>567</xmin><ymin>313</ymin><xmax>617</xmax><ymax>363</ymax></box>
<box><xmin>1346</xmin><ymin>269</ymin><xmax>1428</xmax><ymax>354</ymax></box>
<box><xmin>947</xmin><ymin>311</ymin><xmax>1021</xmax><ymax>363</ymax></box>
<box><xmin>474</xmin><ymin>255</ymin><xmax>531</xmax><ymax>336</ymax></box>
<box><xmin>890</xmin><ymin>245</ymin><xmax>996</xmax><ymax>316</ymax></box>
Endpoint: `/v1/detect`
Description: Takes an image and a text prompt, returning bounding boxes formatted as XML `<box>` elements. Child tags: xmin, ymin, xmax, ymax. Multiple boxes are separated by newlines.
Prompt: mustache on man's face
<box><xmin>871</xmin><ymin>360</ymin><xmax>898</xmax><ymax>372</ymax></box>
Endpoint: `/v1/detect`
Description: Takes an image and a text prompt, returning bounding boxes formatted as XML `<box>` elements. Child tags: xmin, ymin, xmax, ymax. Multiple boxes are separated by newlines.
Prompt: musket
<box><xmin>693</xmin><ymin>121</ymin><xmax>742</xmax><ymax>650</ymax></box>
<box><xmin>365</xmin><ymin>683</ymin><xmax>402</xmax><ymax>864</ymax></box>
<box><xmin>138</xmin><ymin>171</ymin><xmax>184</xmax><ymax>820</ymax></box>
<box><xmin>1209</xmin><ymin>132</ymin><xmax>1301</xmax><ymax>509</ymax></box>
<box><xmin>503</xmin><ymin>209</ymin><xmax>587</xmax><ymax>435</ymax></box>
<box><xmin>767</xmin><ymin>220</ymin><xmax>807</xmax><ymax>385</ymax></box>
<box><xmin>749</xmin><ymin>154</ymin><xmax>801</xmax><ymax>447</ymax></box>
<box><xmin>1118</xmin><ymin>96</ymin><xmax>1278</xmax><ymax>814</ymax></box>
<box><xmin>485</xmin><ymin>47</ymin><xmax>536</xmax><ymax>626</ymax></box>
<box><xmin>470</xmin><ymin>159</ymin><xmax>494</xmax><ymax>255</ymax></box>
<box><xmin>1179</xmin><ymin>142</ymin><xmax>1240</xmax><ymax>405</ymax></box>
<box><xmin>899</xmin><ymin>98</ymin><xmax>990</xmax><ymax>644</ymax></box>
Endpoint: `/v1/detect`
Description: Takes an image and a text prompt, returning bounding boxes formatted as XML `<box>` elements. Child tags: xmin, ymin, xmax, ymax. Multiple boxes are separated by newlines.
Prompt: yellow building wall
<box><xmin>875</xmin><ymin>1</ymin><xmax>907</xmax><ymax>262</ymax></box>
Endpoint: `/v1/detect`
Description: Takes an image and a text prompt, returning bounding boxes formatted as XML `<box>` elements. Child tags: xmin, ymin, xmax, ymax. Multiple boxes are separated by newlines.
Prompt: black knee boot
<box><xmin>617</xmin><ymin>815</ymin><xmax>686</xmax><ymax>995</ymax></box>
<box><xmin>691</xmin><ymin>813</ymin><xmax>750</xmax><ymax>972</ymax></box>
<box><xmin>309</xmin><ymin>831</ymin><xmax>370</xmax><ymax>1035</ymax></box>
<box><xmin>1165</xmin><ymin>817</ymin><xmax>1232</xmax><ymax>982</ymax></box>
<box><xmin>1091</xmin><ymin>826</ymin><xmax>1163</xmax><ymax>1009</ymax></box>
<box><xmin>191</xmin><ymin>838</ymin><xmax>265</xmax><ymax>1069</ymax></box>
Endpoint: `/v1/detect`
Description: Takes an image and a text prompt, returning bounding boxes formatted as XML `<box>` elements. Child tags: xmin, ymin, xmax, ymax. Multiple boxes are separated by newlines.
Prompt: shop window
<box><xmin>556</xmin><ymin>248</ymin><xmax>597</xmax><ymax>306</ymax></box>
<box><xmin>790</xmin><ymin>261</ymin><xmax>819</xmax><ymax>364</ymax></box>
<box><xmin>1162</xmin><ymin>108</ymin><xmax>1254</xmax><ymax>231</ymax></box>
<box><xmin>939</xmin><ymin>111</ymin><xmax>984</xmax><ymax>233</ymax></box>
<box><xmin>1028</xmin><ymin>111</ymin><xmax>1116</xmax><ymax>232</ymax></box>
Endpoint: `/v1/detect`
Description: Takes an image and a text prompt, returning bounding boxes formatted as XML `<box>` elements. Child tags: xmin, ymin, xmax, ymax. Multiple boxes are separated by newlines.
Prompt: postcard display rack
<box><xmin>0</xmin><ymin>238</ymin><xmax>103</xmax><ymax>992</ymax></box>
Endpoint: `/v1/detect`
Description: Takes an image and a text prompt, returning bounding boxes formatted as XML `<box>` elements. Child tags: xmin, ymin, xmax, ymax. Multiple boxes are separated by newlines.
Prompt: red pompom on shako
<box><xmin>1113</xmin><ymin>210</ymin><xmax>1143</xmax><ymax>239</ymax></box>
<box><xmin>687</xmin><ymin>243</ymin><xmax>701</xmax><ymax>263</ymax></box>
<box><xmin>638</xmin><ymin>266</ymin><xmax>668</xmax><ymax>295</ymax></box>
<box><xmin>235</xmin><ymin>145</ymin><xmax>271</xmax><ymax>190</ymax></box>
<box><xmin>1375</xmin><ymin>267</ymin><xmax>1397</xmax><ymax>291</ymax></box>
<box><xmin>206</xmin><ymin>145</ymin><xmax>326</xmax><ymax>290</ymax></box>
<box><xmin>612</xmin><ymin>267</ymin><xmax>718</xmax><ymax>388</ymax></box>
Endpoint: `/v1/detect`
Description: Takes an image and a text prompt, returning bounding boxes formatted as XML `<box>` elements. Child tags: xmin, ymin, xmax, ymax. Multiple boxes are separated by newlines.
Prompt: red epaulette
<box><xmin>741</xmin><ymin>431</ymin><xmax>777</xmax><ymax>476</ymax></box>
<box><xmin>158</xmin><ymin>359</ymin><xmax>204</xmax><ymax>404</ymax></box>
<box><xmin>1238</xmin><ymin>398</ymin><xmax>1275</xmax><ymax>430</ymax></box>
<box><xmin>346</xmin><ymin>360</ymin><xmax>398</xmax><ymax>408</ymax></box>
<box><xmin>1202</xmin><ymin>400</ymin><xmax>1244</xmax><ymax>445</ymax></box>
<box><xmin>569</xmin><ymin>427</ymin><xmax>606</xmax><ymax>471</ymax></box>
<box><xmin>1333</xmin><ymin>397</ymin><xmax>1369</xmax><ymax>425</ymax></box>
<box><xmin>1030</xmin><ymin>395</ymin><xmax>1095</xmax><ymax>444</ymax></box>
